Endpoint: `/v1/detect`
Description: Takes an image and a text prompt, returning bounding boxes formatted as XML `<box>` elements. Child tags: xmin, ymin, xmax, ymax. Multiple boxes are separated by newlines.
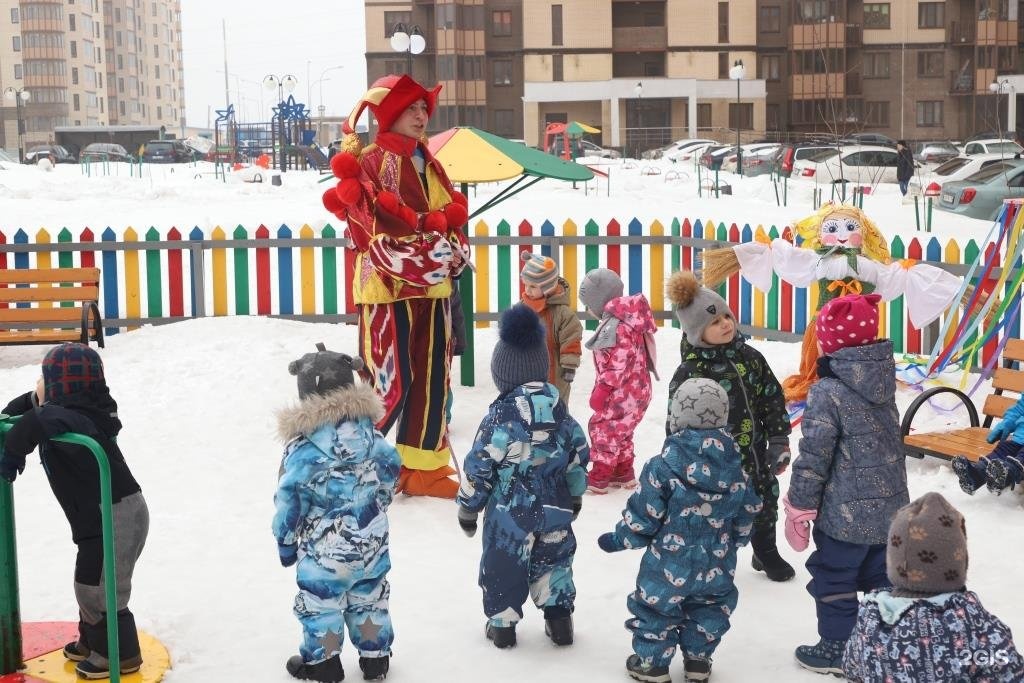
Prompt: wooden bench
<box><xmin>902</xmin><ymin>338</ymin><xmax>1024</xmax><ymax>461</ymax></box>
<box><xmin>0</xmin><ymin>267</ymin><xmax>104</xmax><ymax>347</ymax></box>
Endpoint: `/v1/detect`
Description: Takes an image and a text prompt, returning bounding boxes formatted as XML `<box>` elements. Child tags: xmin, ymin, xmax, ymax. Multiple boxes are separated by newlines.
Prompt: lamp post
<box><xmin>989</xmin><ymin>79</ymin><xmax>1012</xmax><ymax>143</ymax></box>
<box><xmin>389</xmin><ymin>23</ymin><xmax>425</xmax><ymax>77</ymax></box>
<box><xmin>632</xmin><ymin>82</ymin><xmax>642</xmax><ymax>158</ymax></box>
<box><xmin>729</xmin><ymin>59</ymin><xmax>745</xmax><ymax>176</ymax></box>
<box><xmin>263</xmin><ymin>73</ymin><xmax>298</xmax><ymax>173</ymax></box>
<box><xmin>316</xmin><ymin>65</ymin><xmax>344</xmax><ymax>142</ymax></box>
<box><xmin>3</xmin><ymin>87</ymin><xmax>30</xmax><ymax>163</ymax></box>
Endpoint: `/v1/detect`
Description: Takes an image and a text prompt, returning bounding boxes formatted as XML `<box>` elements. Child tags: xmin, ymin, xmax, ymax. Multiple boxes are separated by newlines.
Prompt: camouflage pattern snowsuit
<box><xmin>273</xmin><ymin>384</ymin><xmax>401</xmax><ymax>663</ymax></box>
<box><xmin>457</xmin><ymin>381</ymin><xmax>590</xmax><ymax>626</ymax></box>
<box><xmin>602</xmin><ymin>427</ymin><xmax>762</xmax><ymax>668</ymax></box>
<box><xmin>588</xmin><ymin>293</ymin><xmax>658</xmax><ymax>483</ymax></box>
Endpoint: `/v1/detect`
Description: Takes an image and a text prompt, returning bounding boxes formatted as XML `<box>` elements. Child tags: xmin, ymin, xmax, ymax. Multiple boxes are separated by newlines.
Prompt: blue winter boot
<box><xmin>795</xmin><ymin>638</ymin><xmax>846</xmax><ymax>676</ymax></box>
<box><xmin>625</xmin><ymin>654</ymin><xmax>670</xmax><ymax>683</ymax></box>
<box><xmin>987</xmin><ymin>455</ymin><xmax>1024</xmax><ymax>494</ymax></box>
<box><xmin>952</xmin><ymin>455</ymin><xmax>987</xmax><ymax>495</ymax></box>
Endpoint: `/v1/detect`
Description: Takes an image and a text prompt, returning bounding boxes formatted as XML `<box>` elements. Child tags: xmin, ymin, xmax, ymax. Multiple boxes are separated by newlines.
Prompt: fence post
<box><xmin>190</xmin><ymin>240</ymin><xmax>207</xmax><ymax>318</ymax></box>
<box><xmin>0</xmin><ymin>476</ymin><xmax>21</xmax><ymax>676</ymax></box>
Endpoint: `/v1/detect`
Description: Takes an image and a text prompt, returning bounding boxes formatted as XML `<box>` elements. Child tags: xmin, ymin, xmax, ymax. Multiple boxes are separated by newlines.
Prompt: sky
<box><xmin>179</xmin><ymin>0</ymin><xmax>368</xmax><ymax>130</ymax></box>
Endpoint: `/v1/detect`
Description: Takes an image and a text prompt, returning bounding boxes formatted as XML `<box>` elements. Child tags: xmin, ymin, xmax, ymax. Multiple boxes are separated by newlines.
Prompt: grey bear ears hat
<box><xmin>288</xmin><ymin>342</ymin><xmax>364</xmax><ymax>399</ymax></box>
<box><xmin>666</xmin><ymin>270</ymin><xmax>733</xmax><ymax>347</ymax></box>
<box><xmin>667</xmin><ymin>378</ymin><xmax>729</xmax><ymax>433</ymax></box>
<box><xmin>578</xmin><ymin>268</ymin><xmax>624</xmax><ymax>316</ymax></box>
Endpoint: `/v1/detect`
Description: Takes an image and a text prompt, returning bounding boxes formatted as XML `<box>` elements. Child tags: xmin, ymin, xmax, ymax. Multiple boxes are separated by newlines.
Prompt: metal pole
<box><xmin>736</xmin><ymin>78</ymin><xmax>742</xmax><ymax>176</ymax></box>
<box><xmin>278</xmin><ymin>84</ymin><xmax>286</xmax><ymax>173</ymax></box>
<box><xmin>0</xmin><ymin>469</ymin><xmax>22</xmax><ymax>675</ymax></box>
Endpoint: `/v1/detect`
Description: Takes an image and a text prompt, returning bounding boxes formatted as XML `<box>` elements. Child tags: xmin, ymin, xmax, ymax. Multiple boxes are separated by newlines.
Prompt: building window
<box><xmin>865</xmin><ymin>101</ymin><xmax>890</xmax><ymax>126</ymax></box>
<box><xmin>552</xmin><ymin>53</ymin><xmax>563</xmax><ymax>81</ymax></box>
<box><xmin>157</xmin><ymin>106</ymin><xmax>162</xmax><ymax>119</ymax></box>
<box><xmin>551</xmin><ymin>4</ymin><xmax>562</xmax><ymax>45</ymax></box>
<box><xmin>69</xmin><ymin>13</ymin><xmax>75</xmax><ymax>30</ymax></box>
<box><xmin>437</xmin><ymin>55</ymin><xmax>455</xmax><ymax>80</ymax></box>
<box><xmin>729</xmin><ymin>103</ymin><xmax>753</xmax><ymax>130</ymax></box>
<box><xmin>493</xmin><ymin>59</ymin><xmax>513</xmax><ymax>86</ymax></box>
<box><xmin>760</xmin><ymin>6</ymin><xmax>781</xmax><ymax>32</ymax></box>
<box><xmin>384</xmin><ymin>59</ymin><xmax>407</xmax><ymax>75</ymax></box>
<box><xmin>70</xmin><ymin>40</ymin><xmax>76</xmax><ymax>57</ymax></box>
<box><xmin>916</xmin><ymin>100</ymin><xmax>943</xmax><ymax>126</ymax></box>
<box><xmin>718</xmin><ymin>52</ymin><xmax>729</xmax><ymax>78</ymax></box>
<box><xmin>73</xmin><ymin>94</ymin><xmax>80</xmax><ymax>111</ymax></box>
<box><xmin>697</xmin><ymin>103</ymin><xmax>712</xmax><ymax>128</ymax></box>
<box><xmin>760</xmin><ymin>55</ymin><xmax>781</xmax><ymax>81</ymax></box>
<box><xmin>383</xmin><ymin>11</ymin><xmax>410</xmax><ymax>37</ymax></box>
<box><xmin>436</xmin><ymin>4</ymin><xmax>455</xmax><ymax>29</ymax></box>
<box><xmin>492</xmin><ymin>9</ymin><xmax>512</xmax><ymax>36</ymax></box>
<box><xmin>14</xmin><ymin>64</ymin><xmax>22</xmax><ymax>79</ymax></box>
<box><xmin>918</xmin><ymin>2</ymin><xmax>944</xmax><ymax>28</ymax></box>
<box><xmin>72</xmin><ymin>66</ymin><xmax>78</xmax><ymax>84</ymax></box>
<box><xmin>998</xmin><ymin>46</ymin><xmax>1016</xmax><ymax>72</ymax></box>
<box><xmin>767</xmin><ymin>104</ymin><xmax>780</xmax><ymax>130</ymax></box>
<box><xmin>718</xmin><ymin>2</ymin><xmax>729</xmax><ymax>42</ymax></box>
<box><xmin>11</xmin><ymin>7</ymin><xmax>18</xmax><ymax>22</ymax></box>
<box><xmin>864</xmin><ymin>3</ymin><xmax>890</xmax><ymax>29</ymax></box>
<box><xmin>494</xmin><ymin>109</ymin><xmax>514</xmax><ymax>135</ymax></box>
<box><xmin>917</xmin><ymin>51</ymin><xmax>943</xmax><ymax>77</ymax></box>
<box><xmin>863</xmin><ymin>52</ymin><xmax>890</xmax><ymax>78</ymax></box>
<box><xmin>12</xmin><ymin>35</ymin><xmax>20</xmax><ymax>51</ymax></box>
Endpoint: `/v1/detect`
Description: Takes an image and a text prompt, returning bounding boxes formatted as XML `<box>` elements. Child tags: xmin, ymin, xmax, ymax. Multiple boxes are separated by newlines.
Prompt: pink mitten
<box><xmin>590</xmin><ymin>384</ymin><xmax>611</xmax><ymax>412</ymax></box>
<box><xmin>782</xmin><ymin>494</ymin><xmax>817</xmax><ymax>552</ymax></box>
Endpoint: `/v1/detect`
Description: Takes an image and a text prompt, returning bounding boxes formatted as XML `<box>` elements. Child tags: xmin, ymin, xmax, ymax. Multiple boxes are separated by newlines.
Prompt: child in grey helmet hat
<box><xmin>598</xmin><ymin>378</ymin><xmax>763</xmax><ymax>683</ymax></box>
<box><xmin>666</xmin><ymin>270</ymin><xmax>794</xmax><ymax>583</ymax></box>
<box><xmin>844</xmin><ymin>492</ymin><xmax>1023</xmax><ymax>682</ymax></box>
<box><xmin>457</xmin><ymin>304</ymin><xmax>590</xmax><ymax>650</ymax></box>
<box><xmin>273</xmin><ymin>343</ymin><xmax>400</xmax><ymax>682</ymax></box>
<box><xmin>578</xmin><ymin>268</ymin><xmax>658</xmax><ymax>493</ymax></box>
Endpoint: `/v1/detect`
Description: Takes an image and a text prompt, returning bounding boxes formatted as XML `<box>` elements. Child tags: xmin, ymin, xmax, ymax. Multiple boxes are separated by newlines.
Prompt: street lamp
<box><xmin>389</xmin><ymin>23</ymin><xmax>425</xmax><ymax>76</ymax></box>
<box><xmin>729</xmin><ymin>59</ymin><xmax>745</xmax><ymax>176</ymax></box>
<box><xmin>264</xmin><ymin>74</ymin><xmax>298</xmax><ymax>173</ymax></box>
<box><xmin>989</xmin><ymin>79</ymin><xmax>1013</xmax><ymax>143</ymax></box>
<box><xmin>4</xmin><ymin>87</ymin><xmax>30</xmax><ymax>163</ymax></box>
<box><xmin>316</xmin><ymin>65</ymin><xmax>344</xmax><ymax>142</ymax></box>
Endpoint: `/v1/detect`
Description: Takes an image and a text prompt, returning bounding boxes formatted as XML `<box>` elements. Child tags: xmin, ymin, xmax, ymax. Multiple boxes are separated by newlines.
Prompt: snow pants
<box><xmin>588</xmin><ymin>394</ymin><xmax>651</xmax><ymax>484</ymax></box>
<box><xmin>626</xmin><ymin>585</ymin><xmax>738</xmax><ymax>667</ymax></box>
<box><xmin>806</xmin><ymin>526</ymin><xmax>889</xmax><ymax>641</ymax></box>
<box><xmin>293</xmin><ymin>554</ymin><xmax>394</xmax><ymax>662</ymax></box>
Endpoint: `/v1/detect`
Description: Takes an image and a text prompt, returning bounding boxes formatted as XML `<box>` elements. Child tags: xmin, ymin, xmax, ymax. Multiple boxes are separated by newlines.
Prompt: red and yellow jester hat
<box><xmin>342</xmin><ymin>74</ymin><xmax>442</xmax><ymax>135</ymax></box>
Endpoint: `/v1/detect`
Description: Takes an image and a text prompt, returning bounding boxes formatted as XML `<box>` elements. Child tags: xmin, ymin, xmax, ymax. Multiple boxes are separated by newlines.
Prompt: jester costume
<box><xmin>322</xmin><ymin>75</ymin><xmax>470</xmax><ymax>498</ymax></box>
<box><xmin>723</xmin><ymin>204</ymin><xmax>961</xmax><ymax>402</ymax></box>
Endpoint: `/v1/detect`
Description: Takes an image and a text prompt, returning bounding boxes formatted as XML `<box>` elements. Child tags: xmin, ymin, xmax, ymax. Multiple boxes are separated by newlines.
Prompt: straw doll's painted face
<box><xmin>819</xmin><ymin>211</ymin><xmax>864</xmax><ymax>249</ymax></box>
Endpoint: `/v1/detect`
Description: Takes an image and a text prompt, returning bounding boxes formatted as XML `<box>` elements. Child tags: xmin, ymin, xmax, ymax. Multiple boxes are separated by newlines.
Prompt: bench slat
<box><xmin>991</xmin><ymin>366</ymin><xmax>1024</xmax><ymax>394</ymax></box>
<box><xmin>904</xmin><ymin>427</ymin><xmax>991</xmax><ymax>461</ymax></box>
<box><xmin>1002</xmin><ymin>338</ymin><xmax>1024</xmax><ymax>363</ymax></box>
<box><xmin>0</xmin><ymin>268</ymin><xmax>100</xmax><ymax>285</ymax></box>
<box><xmin>983</xmin><ymin>394</ymin><xmax>1016</xmax><ymax>419</ymax></box>
<box><xmin>0</xmin><ymin>329</ymin><xmax>87</xmax><ymax>344</ymax></box>
<box><xmin>0</xmin><ymin>286</ymin><xmax>99</xmax><ymax>304</ymax></box>
<box><xmin>0</xmin><ymin>307</ymin><xmax>84</xmax><ymax>323</ymax></box>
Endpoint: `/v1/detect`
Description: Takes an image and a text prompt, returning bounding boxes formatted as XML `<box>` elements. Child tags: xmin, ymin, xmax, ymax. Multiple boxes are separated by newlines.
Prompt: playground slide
<box><xmin>297</xmin><ymin>146</ymin><xmax>331</xmax><ymax>172</ymax></box>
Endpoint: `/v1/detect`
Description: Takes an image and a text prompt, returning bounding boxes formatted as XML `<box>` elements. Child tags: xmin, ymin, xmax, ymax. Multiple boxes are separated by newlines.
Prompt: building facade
<box><xmin>0</xmin><ymin>0</ymin><xmax>184</xmax><ymax>159</ymax></box>
<box><xmin>365</xmin><ymin>0</ymin><xmax>1022</xmax><ymax>151</ymax></box>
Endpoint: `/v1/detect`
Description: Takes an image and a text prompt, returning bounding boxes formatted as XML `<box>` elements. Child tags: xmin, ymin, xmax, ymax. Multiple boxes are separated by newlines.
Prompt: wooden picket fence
<box><xmin>0</xmin><ymin>216</ymin><xmax>1019</xmax><ymax>386</ymax></box>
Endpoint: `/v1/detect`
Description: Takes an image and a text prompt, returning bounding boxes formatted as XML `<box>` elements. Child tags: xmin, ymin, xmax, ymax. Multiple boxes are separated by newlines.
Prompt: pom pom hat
<box><xmin>520</xmin><ymin>251</ymin><xmax>560</xmax><ymax>295</ymax></box>
<box><xmin>815</xmin><ymin>293</ymin><xmax>881</xmax><ymax>354</ymax></box>
<box><xmin>343</xmin><ymin>74</ymin><xmax>442</xmax><ymax>136</ymax></box>
<box><xmin>666</xmin><ymin>271</ymin><xmax>733</xmax><ymax>347</ymax></box>
<box><xmin>491</xmin><ymin>304</ymin><xmax>550</xmax><ymax>393</ymax></box>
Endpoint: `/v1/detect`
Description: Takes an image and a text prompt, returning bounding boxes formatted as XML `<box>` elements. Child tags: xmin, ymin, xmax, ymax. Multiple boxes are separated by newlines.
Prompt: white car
<box><xmin>793</xmin><ymin>145</ymin><xmax>906</xmax><ymax>185</ymax></box>
<box><xmin>646</xmin><ymin>138</ymin><xmax>717</xmax><ymax>161</ymax></box>
<box><xmin>963</xmin><ymin>139</ymin><xmax>1023</xmax><ymax>156</ymax></box>
<box><xmin>919</xmin><ymin>153</ymin><xmax>1024</xmax><ymax>198</ymax></box>
<box><xmin>721</xmin><ymin>143</ymin><xmax>780</xmax><ymax>173</ymax></box>
<box><xmin>578</xmin><ymin>139</ymin><xmax>621</xmax><ymax>159</ymax></box>
<box><xmin>665</xmin><ymin>140</ymin><xmax>719</xmax><ymax>163</ymax></box>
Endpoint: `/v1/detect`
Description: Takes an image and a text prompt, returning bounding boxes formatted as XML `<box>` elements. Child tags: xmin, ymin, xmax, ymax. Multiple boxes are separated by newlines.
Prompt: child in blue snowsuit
<box><xmin>598</xmin><ymin>378</ymin><xmax>762</xmax><ymax>683</ymax></box>
<box><xmin>953</xmin><ymin>394</ymin><xmax>1024</xmax><ymax>495</ymax></box>
<box><xmin>273</xmin><ymin>344</ymin><xmax>400</xmax><ymax>683</ymax></box>
<box><xmin>457</xmin><ymin>304</ymin><xmax>590</xmax><ymax>649</ymax></box>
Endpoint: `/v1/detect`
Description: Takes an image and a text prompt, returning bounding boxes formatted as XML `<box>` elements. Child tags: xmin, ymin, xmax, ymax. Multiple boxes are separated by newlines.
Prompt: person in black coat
<box><xmin>0</xmin><ymin>343</ymin><xmax>149</xmax><ymax>680</ymax></box>
<box><xmin>895</xmin><ymin>140</ymin><xmax>914</xmax><ymax>196</ymax></box>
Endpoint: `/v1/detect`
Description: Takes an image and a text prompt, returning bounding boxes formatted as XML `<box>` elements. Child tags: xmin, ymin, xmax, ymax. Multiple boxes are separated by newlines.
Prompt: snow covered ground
<box><xmin>0</xmin><ymin>155</ymin><xmax>1022</xmax><ymax>682</ymax></box>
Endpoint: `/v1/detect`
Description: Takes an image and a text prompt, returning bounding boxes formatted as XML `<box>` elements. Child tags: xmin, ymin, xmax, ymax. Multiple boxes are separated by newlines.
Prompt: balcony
<box><xmin>788</xmin><ymin>73</ymin><xmax>848</xmax><ymax>99</ymax></box>
<box><xmin>846</xmin><ymin>72</ymin><xmax>862</xmax><ymax>95</ymax></box>
<box><xmin>790</xmin><ymin>22</ymin><xmax>858</xmax><ymax>49</ymax></box>
<box><xmin>845</xmin><ymin>24</ymin><xmax>862</xmax><ymax>47</ymax></box>
<box><xmin>612</xmin><ymin>25</ymin><xmax>666</xmax><ymax>52</ymax></box>
<box><xmin>947</xmin><ymin>21</ymin><xmax>976</xmax><ymax>44</ymax></box>
<box><xmin>949</xmin><ymin>68</ymin><xmax>974</xmax><ymax>95</ymax></box>
<box><xmin>976</xmin><ymin>19</ymin><xmax>1018</xmax><ymax>45</ymax></box>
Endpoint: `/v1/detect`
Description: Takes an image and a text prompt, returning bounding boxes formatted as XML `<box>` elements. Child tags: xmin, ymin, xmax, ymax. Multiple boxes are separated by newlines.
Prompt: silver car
<box><xmin>937</xmin><ymin>160</ymin><xmax>1024</xmax><ymax>221</ymax></box>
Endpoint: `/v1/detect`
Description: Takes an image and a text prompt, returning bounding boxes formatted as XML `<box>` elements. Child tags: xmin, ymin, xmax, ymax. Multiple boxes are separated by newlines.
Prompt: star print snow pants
<box><xmin>293</xmin><ymin>551</ymin><xmax>394</xmax><ymax>662</ymax></box>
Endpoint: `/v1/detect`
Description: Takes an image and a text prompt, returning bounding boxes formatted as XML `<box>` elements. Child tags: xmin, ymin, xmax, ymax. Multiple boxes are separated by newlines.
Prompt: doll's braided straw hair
<box><xmin>700</xmin><ymin>203</ymin><xmax>891</xmax><ymax>288</ymax></box>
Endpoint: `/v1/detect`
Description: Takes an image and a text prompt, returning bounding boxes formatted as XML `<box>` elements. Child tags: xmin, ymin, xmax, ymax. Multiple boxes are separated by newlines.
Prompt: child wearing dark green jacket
<box><xmin>666</xmin><ymin>270</ymin><xmax>794</xmax><ymax>582</ymax></box>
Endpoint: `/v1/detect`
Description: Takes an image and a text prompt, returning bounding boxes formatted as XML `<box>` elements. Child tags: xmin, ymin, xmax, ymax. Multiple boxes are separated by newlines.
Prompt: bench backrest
<box><xmin>0</xmin><ymin>267</ymin><xmax>100</xmax><ymax>309</ymax></box>
<box><xmin>982</xmin><ymin>338</ymin><xmax>1024</xmax><ymax>420</ymax></box>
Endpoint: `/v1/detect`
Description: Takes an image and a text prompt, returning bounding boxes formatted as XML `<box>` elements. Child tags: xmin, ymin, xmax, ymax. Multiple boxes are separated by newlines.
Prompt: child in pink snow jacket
<box><xmin>578</xmin><ymin>268</ymin><xmax>658</xmax><ymax>493</ymax></box>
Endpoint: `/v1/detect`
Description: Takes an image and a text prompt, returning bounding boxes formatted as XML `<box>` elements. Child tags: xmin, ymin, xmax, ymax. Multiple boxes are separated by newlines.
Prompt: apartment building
<box><xmin>0</xmin><ymin>0</ymin><xmax>184</xmax><ymax>158</ymax></box>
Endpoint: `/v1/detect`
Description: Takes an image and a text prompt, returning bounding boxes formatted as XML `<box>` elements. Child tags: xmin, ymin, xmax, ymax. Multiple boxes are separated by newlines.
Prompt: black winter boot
<box><xmin>751</xmin><ymin>525</ymin><xmax>796</xmax><ymax>582</ymax></box>
<box><xmin>358</xmin><ymin>655</ymin><xmax>389</xmax><ymax>680</ymax></box>
<box><xmin>74</xmin><ymin>611</ymin><xmax>144</xmax><ymax>680</ymax></box>
<box><xmin>286</xmin><ymin>654</ymin><xmax>344</xmax><ymax>682</ymax></box>
<box><xmin>485</xmin><ymin>622</ymin><xmax>517</xmax><ymax>649</ymax></box>
<box><xmin>63</xmin><ymin>620</ymin><xmax>90</xmax><ymax>662</ymax></box>
<box><xmin>543</xmin><ymin>606</ymin><xmax>574</xmax><ymax>646</ymax></box>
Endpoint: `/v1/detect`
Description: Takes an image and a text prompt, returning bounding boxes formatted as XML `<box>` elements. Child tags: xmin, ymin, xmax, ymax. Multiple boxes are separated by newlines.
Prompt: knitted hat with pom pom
<box><xmin>520</xmin><ymin>251</ymin><xmax>560</xmax><ymax>296</ymax></box>
<box><xmin>667</xmin><ymin>271</ymin><xmax>733</xmax><ymax>347</ymax></box>
<box><xmin>490</xmin><ymin>304</ymin><xmax>550</xmax><ymax>393</ymax></box>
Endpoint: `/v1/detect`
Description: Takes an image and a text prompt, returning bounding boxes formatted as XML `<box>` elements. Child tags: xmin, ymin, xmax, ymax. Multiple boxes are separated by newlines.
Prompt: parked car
<box><xmin>793</xmin><ymin>145</ymin><xmax>908</xmax><ymax>184</ymax></box>
<box><xmin>0</xmin><ymin>149</ymin><xmax>15</xmax><ymax>167</ymax></box>
<box><xmin>773</xmin><ymin>142</ymin><xmax>840</xmax><ymax>177</ymax></box>
<box><xmin>841</xmin><ymin>132</ymin><xmax>897</xmax><ymax>148</ymax></box>
<box><xmin>80</xmin><ymin>142</ymin><xmax>133</xmax><ymax>162</ymax></box>
<box><xmin>24</xmin><ymin>144</ymin><xmax>75</xmax><ymax>164</ymax></box>
<box><xmin>644</xmin><ymin>138</ymin><xmax>717</xmax><ymax>160</ymax></box>
<box><xmin>912</xmin><ymin>141</ymin><xmax>960</xmax><ymax>165</ymax></box>
<box><xmin>576</xmin><ymin>139</ymin><xmax>620</xmax><ymax>159</ymax></box>
<box><xmin>720</xmin><ymin>143</ymin><xmax>779</xmax><ymax>173</ymax></box>
<box><xmin>739</xmin><ymin>146</ymin><xmax>782</xmax><ymax>177</ymax></box>
<box><xmin>937</xmin><ymin>160</ymin><xmax>1024</xmax><ymax>221</ymax></box>
<box><xmin>963</xmin><ymin>139</ymin><xmax>1023</xmax><ymax>156</ymax></box>
<box><xmin>665</xmin><ymin>140</ymin><xmax>719</xmax><ymax>163</ymax></box>
<box><xmin>142</xmin><ymin>139</ymin><xmax>196</xmax><ymax>163</ymax></box>
<box><xmin>700</xmin><ymin>145</ymin><xmax>738</xmax><ymax>170</ymax></box>
<box><xmin>918</xmin><ymin>154</ymin><xmax>1022</xmax><ymax>198</ymax></box>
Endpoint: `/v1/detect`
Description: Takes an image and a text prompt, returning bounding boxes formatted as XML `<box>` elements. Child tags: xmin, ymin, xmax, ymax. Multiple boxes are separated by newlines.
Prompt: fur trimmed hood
<box><xmin>276</xmin><ymin>383</ymin><xmax>384</xmax><ymax>443</ymax></box>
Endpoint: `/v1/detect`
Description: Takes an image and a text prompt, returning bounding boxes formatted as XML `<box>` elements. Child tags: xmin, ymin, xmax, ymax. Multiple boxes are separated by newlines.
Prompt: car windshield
<box><xmin>807</xmin><ymin>149</ymin><xmax>841</xmax><ymax>162</ymax></box>
<box><xmin>986</xmin><ymin>142</ymin><xmax>1023</xmax><ymax>154</ymax></box>
<box><xmin>965</xmin><ymin>162</ymin><xmax>1017</xmax><ymax>182</ymax></box>
<box><xmin>934</xmin><ymin>158</ymin><xmax>970</xmax><ymax>175</ymax></box>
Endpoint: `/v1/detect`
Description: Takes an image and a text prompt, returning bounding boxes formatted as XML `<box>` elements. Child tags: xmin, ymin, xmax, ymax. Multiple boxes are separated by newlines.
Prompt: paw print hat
<box><xmin>887</xmin><ymin>492</ymin><xmax>968</xmax><ymax>597</ymax></box>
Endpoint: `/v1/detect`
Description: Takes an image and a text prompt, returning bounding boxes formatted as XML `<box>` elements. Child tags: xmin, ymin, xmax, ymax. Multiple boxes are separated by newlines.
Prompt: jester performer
<box><xmin>321</xmin><ymin>74</ymin><xmax>470</xmax><ymax>498</ymax></box>
<box><xmin>702</xmin><ymin>203</ymin><xmax>963</xmax><ymax>402</ymax></box>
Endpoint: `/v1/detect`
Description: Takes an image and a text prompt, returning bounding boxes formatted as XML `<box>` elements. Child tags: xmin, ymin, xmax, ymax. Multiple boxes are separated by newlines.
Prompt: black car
<box><xmin>142</xmin><ymin>140</ymin><xmax>196</xmax><ymax>163</ymax></box>
<box><xmin>24</xmin><ymin>144</ymin><xmax>76</xmax><ymax>164</ymax></box>
<box><xmin>773</xmin><ymin>142</ymin><xmax>840</xmax><ymax>177</ymax></box>
<box><xmin>840</xmin><ymin>133</ymin><xmax>897</xmax><ymax>148</ymax></box>
<box><xmin>80</xmin><ymin>143</ymin><xmax>133</xmax><ymax>162</ymax></box>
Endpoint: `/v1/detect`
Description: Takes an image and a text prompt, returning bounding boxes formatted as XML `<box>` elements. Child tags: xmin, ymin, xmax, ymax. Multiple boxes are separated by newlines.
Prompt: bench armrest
<box><xmin>900</xmin><ymin>386</ymin><xmax>980</xmax><ymax>443</ymax></box>
<box><xmin>80</xmin><ymin>301</ymin><xmax>105</xmax><ymax>348</ymax></box>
